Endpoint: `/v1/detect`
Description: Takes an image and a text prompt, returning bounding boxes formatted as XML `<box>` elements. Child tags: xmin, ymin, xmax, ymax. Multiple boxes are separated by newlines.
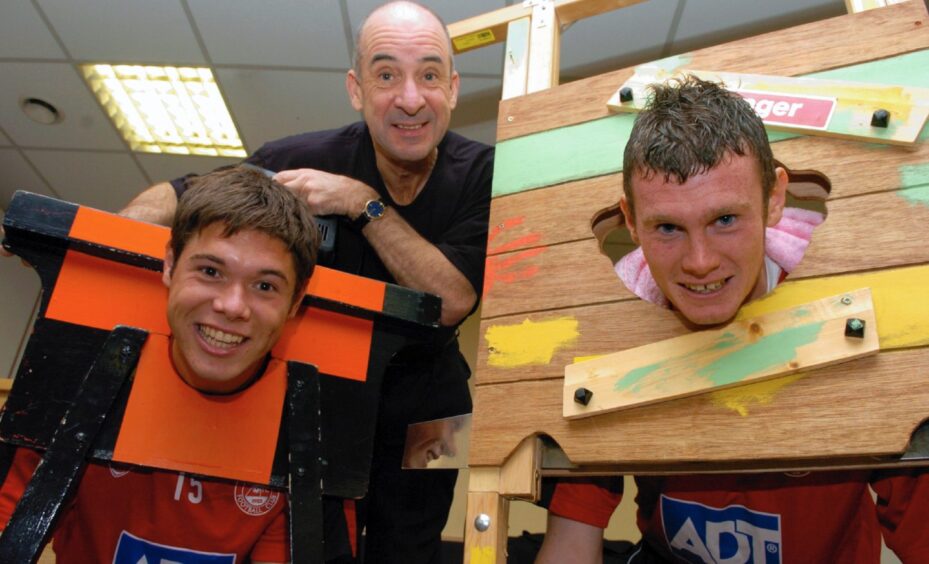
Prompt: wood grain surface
<box><xmin>496</xmin><ymin>0</ymin><xmax>929</xmax><ymax>141</ymax></box>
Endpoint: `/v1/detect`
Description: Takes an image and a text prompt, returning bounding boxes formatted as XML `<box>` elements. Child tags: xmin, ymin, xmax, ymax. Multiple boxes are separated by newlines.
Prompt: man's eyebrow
<box><xmin>419</xmin><ymin>55</ymin><xmax>444</xmax><ymax>65</ymax></box>
<box><xmin>188</xmin><ymin>254</ymin><xmax>290</xmax><ymax>282</ymax></box>
<box><xmin>188</xmin><ymin>253</ymin><xmax>225</xmax><ymax>265</ymax></box>
<box><xmin>370</xmin><ymin>53</ymin><xmax>397</xmax><ymax>65</ymax></box>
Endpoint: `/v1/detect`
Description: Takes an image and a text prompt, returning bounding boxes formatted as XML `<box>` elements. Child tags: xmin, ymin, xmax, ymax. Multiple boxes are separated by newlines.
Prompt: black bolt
<box><xmin>574</xmin><ymin>387</ymin><xmax>593</xmax><ymax>406</ymax></box>
<box><xmin>295</xmin><ymin>379</ymin><xmax>304</xmax><ymax>390</ymax></box>
<box><xmin>619</xmin><ymin>87</ymin><xmax>634</xmax><ymax>103</ymax></box>
<box><xmin>845</xmin><ymin>318</ymin><xmax>866</xmax><ymax>338</ymax></box>
<box><xmin>295</xmin><ymin>467</ymin><xmax>306</xmax><ymax>478</ymax></box>
<box><xmin>75</xmin><ymin>431</ymin><xmax>87</xmax><ymax>442</ymax></box>
<box><xmin>871</xmin><ymin>109</ymin><xmax>890</xmax><ymax>128</ymax></box>
<box><xmin>121</xmin><ymin>344</ymin><xmax>134</xmax><ymax>357</ymax></box>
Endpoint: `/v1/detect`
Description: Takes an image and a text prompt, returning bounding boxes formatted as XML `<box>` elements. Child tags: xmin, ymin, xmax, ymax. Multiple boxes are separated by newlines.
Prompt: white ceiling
<box><xmin>0</xmin><ymin>0</ymin><xmax>847</xmax><ymax>214</ymax></box>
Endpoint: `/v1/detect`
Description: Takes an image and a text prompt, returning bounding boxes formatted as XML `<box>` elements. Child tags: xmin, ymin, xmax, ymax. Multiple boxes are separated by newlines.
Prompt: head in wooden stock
<box><xmin>620</xmin><ymin>76</ymin><xmax>788</xmax><ymax>327</ymax></box>
<box><xmin>162</xmin><ymin>166</ymin><xmax>319</xmax><ymax>393</ymax></box>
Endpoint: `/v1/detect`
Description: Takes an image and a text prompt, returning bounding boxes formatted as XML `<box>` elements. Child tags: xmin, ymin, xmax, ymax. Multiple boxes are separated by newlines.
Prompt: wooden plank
<box><xmin>609</xmin><ymin>67</ymin><xmax>929</xmax><ymax>146</ymax></box>
<box><xmin>563</xmin><ymin>288</ymin><xmax>879</xmax><ymax>419</ymax></box>
<box><xmin>492</xmin><ymin>49</ymin><xmax>929</xmax><ymax>199</ymax></box>
<box><xmin>501</xmin><ymin>17</ymin><xmax>530</xmax><ymax>100</ymax></box>
<box><xmin>448</xmin><ymin>0</ymin><xmax>645</xmax><ymax>54</ymax></box>
<box><xmin>496</xmin><ymin>0</ymin><xmax>929</xmax><ymax>141</ymax></box>
<box><xmin>498</xmin><ymin>436</ymin><xmax>542</xmax><ymax>499</ymax></box>
<box><xmin>482</xmin><ymin>187</ymin><xmax>929</xmax><ymax>320</ymax></box>
<box><xmin>470</xmin><ymin>347</ymin><xmax>929</xmax><ymax>467</ymax></box>
<box><xmin>487</xmin><ymin>131</ymin><xmax>929</xmax><ymax>256</ymax></box>
<box><xmin>526</xmin><ymin>0</ymin><xmax>560</xmax><ymax>94</ymax></box>
<box><xmin>463</xmin><ymin>491</ymin><xmax>508</xmax><ymax>564</ymax></box>
<box><xmin>478</xmin><ymin>263</ymin><xmax>929</xmax><ymax>385</ymax></box>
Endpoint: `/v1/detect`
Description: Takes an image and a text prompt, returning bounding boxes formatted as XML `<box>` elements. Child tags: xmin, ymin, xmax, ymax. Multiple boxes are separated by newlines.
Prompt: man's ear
<box><xmin>162</xmin><ymin>243</ymin><xmax>175</xmax><ymax>288</ymax></box>
<box><xmin>448</xmin><ymin>71</ymin><xmax>460</xmax><ymax>110</ymax></box>
<box><xmin>346</xmin><ymin>70</ymin><xmax>363</xmax><ymax>112</ymax></box>
<box><xmin>619</xmin><ymin>197</ymin><xmax>639</xmax><ymax>245</ymax></box>
<box><xmin>766</xmin><ymin>167</ymin><xmax>789</xmax><ymax>227</ymax></box>
<box><xmin>288</xmin><ymin>283</ymin><xmax>308</xmax><ymax>318</ymax></box>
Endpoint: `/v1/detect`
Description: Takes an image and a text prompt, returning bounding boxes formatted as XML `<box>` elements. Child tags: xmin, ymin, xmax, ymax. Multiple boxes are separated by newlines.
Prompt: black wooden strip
<box><xmin>286</xmin><ymin>361</ymin><xmax>325</xmax><ymax>563</ymax></box>
<box><xmin>0</xmin><ymin>326</ymin><xmax>146</xmax><ymax>563</ymax></box>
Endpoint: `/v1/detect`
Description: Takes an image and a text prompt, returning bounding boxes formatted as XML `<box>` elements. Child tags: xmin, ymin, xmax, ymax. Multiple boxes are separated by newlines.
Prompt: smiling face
<box><xmin>346</xmin><ymin>3</ymin><xmax>459</xmax><ymax>166</ymax></box>
<box><xmin>163</xmin><ymin>223</ymin><xmax>300</xmax><ymax>393</ymax></box>
<box><xmin>622</xmin><ymin>153</ymin><xmax>787</xmax><ymax>327</ymax></box>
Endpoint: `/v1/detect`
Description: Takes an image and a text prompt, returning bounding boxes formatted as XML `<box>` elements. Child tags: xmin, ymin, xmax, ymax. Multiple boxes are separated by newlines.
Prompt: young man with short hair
<box><xmin>0</xmin><ymin>166</ymin><xmax>320</xmax><ymax>563</ymax></box>
<box><xmin>537</xmin><ymin>77</ymin><xmax>929</xmax><ymax>563</ymax></box>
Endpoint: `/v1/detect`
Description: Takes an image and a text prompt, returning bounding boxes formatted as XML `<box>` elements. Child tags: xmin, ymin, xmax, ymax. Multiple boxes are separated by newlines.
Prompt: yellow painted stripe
<box><xmin>469</xmin><ymin>547</ymin><xmax>496</xmax><ymax>564</ymax></box>
<box><xmin>485</xmin><ymin>317</ymin><xmax>579</xmax><ymax>367</ymax></box>
<box><xmin>739</xmin><ymin>264</ymin><xmax>929</xmax><ymax>349</ymax></box>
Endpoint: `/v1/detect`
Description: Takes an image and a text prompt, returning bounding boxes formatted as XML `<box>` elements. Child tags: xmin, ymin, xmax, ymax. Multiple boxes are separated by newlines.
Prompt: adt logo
<box><xmin>113</xmin><ymin>531</ymin><xmax>235</xmax><ymax>564</ymax></box>
<box><xmin>661</xmin><ymin>495</ymin><xmax>782</xmax><ymax>564</ymax></box>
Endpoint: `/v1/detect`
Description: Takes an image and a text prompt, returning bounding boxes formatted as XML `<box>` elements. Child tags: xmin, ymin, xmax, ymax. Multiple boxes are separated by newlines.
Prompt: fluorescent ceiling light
<box><xmin>82</xmin><ymin>64</ymin><xmax>246</xmax><ymax>157</ymax></box>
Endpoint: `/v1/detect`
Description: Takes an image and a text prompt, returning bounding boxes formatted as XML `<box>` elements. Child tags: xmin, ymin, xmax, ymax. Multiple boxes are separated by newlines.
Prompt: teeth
<box><xmin>198</xmin><ymin>325</ymin><xmax>244</xmax><ymax>349</ymax></box>
<box><xmin>396</xmin><ymin>124</ymin><xmax>423</xmax><ymax>130</ymax></box>
<box><xmin>685</xmin><ymin>281</ymin><xmax>724</xmax><ymax>294</ymax></box>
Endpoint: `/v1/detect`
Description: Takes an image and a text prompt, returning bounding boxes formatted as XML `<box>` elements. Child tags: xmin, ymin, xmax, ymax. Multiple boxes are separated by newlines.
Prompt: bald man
<box><xmin>122</xmin><ymin>3</ymin><xmax>493</xmax><ymax>562</ymax></box>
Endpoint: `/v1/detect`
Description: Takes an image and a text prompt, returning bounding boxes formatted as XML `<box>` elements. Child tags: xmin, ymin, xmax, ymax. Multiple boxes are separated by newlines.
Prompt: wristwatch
<box><xmin>351</xmin><ymin>198</ymin><xmax>387</xmax><ymax>230</ymax></box>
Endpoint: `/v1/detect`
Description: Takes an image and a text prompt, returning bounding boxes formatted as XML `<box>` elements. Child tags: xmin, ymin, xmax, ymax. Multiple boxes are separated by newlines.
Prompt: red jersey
<box><xmin>548</xmin><ymin>469</ymin><xmax>929</xmax><ymax>562</ymax></box>
<box><xmin>0</xmin><ymin>448</ymin><xmax>289</xmax><ymax>563</ymax></box>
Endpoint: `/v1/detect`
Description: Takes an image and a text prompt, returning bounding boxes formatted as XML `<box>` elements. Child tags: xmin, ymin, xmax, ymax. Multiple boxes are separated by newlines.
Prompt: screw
<box><xmin>295</xmin><ymin>467</ymin><xmax>306</xmax><ymax>478</ymax></box>
<box><xmin>506</xmin><ymin>116</ymin><xmax>514</xmax><ymax>123</ymax></box>
<box><xmin>574</xmin><ymin>387</ymin><xmax>593</xmax><ymax>406</ymax></box>
<box><xmin>619</xmin><ymin>87</ymin><xmax>634</xmax><ymax>103</ymax></box>
<box><xmin>474</xmin><ymin>513</ymin><xmax>491</xmax><ymax>532</ymax></box>
<box><xmin>841</xmin><ymin>296</ymin><xmax>853</xmax><ymax>305</ymax></box>
<box><xmin>295</xmin><ymin>379</ymin><xmax>304</xmax><ymax>390</ymax></box>
<box><xmin>871</xmin><ymin>109</ymin><xmax>890</xmax><ymax>128</ymax></box>
<box><xmin>845</xmin><ymin>318</ymin><xmax>866</xmax><ymax>339</ymax></box>
<box><xmin>75</xmin><ymin>432</ymin><xmax>87</xmax><ymax>442</ymax></box>
<box><xmin>121</xmin><ymin>345</ymin><xmax>133</xmax><ymax>356</ymax></box>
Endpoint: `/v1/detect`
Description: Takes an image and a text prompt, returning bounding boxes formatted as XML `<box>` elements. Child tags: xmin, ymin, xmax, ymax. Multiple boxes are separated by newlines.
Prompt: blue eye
<box><xmin>716</xmin><ymin>214</ymin><xmax>736</xmax><ymax>227</ymax></box>
<box><xmin>657</xmin><ymin>223</ymin><xmax>678</xmax><ymax>235</ymax></box>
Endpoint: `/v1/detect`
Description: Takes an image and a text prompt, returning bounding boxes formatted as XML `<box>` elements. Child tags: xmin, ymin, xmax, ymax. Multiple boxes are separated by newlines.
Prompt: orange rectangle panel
<box><xmin>69</xmin><ymin>206</ymin><xmax>169</xmax><ymax>259</ymax></box>
<box><xmin>308</xmin><ymin>266</ymin><xmax>386</xmax><ymax>312</ymax></box>
<box><xmin>113</xmin><ymin>335</ymin><xmax>286</xmax><ymax>484</ymax></box>
<box><xmin>274</xmin><ymin>307</ymin><xmax>372</xmax><ymax>382</ymax></box>
<box><xmin>46</xmin><ymin>250</ymin><xmax>170</xmax><ymax>335</ymax></box>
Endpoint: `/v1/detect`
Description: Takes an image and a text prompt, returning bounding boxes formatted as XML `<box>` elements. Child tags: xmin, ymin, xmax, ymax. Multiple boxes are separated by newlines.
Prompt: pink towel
<box><xmin>615</xmin><ymin>207</ymin><xmax>824</xmax><ymax>305</ymax></box>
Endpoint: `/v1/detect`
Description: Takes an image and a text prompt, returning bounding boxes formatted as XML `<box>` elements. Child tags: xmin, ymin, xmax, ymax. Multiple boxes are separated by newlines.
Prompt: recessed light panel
<box><xmin>82</xmin><ymin>64</ymin><xmax>246</xmax><ymax>157</ymax></box>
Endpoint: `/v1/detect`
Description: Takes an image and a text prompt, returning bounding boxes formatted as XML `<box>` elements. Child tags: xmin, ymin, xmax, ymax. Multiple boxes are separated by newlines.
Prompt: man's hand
<box><xmin>274</xmin><ymin>168</ymin><xmax>377</xmax><ymax>218</ymax></box>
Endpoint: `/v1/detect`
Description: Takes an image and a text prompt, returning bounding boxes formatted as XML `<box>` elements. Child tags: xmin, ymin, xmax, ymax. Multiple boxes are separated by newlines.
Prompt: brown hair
<box><xmin>170</xmin><ymin>166</ymin><xmax>319</xmax><ymax>301</ymax></box>
<box><xmin>622</xmin><ymin>75</ymin><xmax>776</xmax><ymax>219</ymax></box>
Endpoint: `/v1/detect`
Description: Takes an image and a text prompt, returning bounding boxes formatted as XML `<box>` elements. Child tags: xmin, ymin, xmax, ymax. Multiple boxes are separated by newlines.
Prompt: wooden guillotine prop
<box><xmin>447</xmin><ymin>1</ymin><xmax>929</xmax><ymax>561</ymax></box>
<box><xmin>0</xmin><ymin>191</ymin><xmax>441</xmax><ymax>563</ymax></box>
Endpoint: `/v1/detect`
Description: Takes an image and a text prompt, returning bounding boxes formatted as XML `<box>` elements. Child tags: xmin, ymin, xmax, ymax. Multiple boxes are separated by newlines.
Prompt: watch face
<box><xmin>366</xmin><ymin>199</ymin><xmax>386</xmax><ymax>219</ymax></box>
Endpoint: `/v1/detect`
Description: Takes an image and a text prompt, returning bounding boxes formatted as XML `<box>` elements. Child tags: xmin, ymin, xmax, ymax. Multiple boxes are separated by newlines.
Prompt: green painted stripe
<box><xmin>492</xmin><ymin>49</ymin><xmax>929</xmax><ymax>198</ymax></box>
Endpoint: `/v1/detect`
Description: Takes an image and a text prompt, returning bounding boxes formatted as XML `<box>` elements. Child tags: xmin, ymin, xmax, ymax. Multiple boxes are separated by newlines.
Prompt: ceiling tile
<box><xmin>0</xmin><ymin>62</ymin><xmax>126</xmax><ymax>150</ymax></box>
<box><xmin>215</xmin><ymin>68</ymin><xmax>358</xmax><ymax>153</ymax></box>
<box><xmin>24</xmin><ymin>150</ymin><xmax>150</xmax><ymax>212</ymax></box>
<box><xmin>671</xmin><ymin>0</ymin><xmax>846</xmax><ymax>54</ymax></box>
<box><xmin>190</xmin><ymin>0</ymin><xmax>349</xmax><ymax>68</ymax></box>
<box><xmin>345</xmin><ymin>0</ymin><xmax>508</xmax><ymax>75</ymax></box>
<box><xmin>0</xmin><ymin>149</ymin><xmax>55</xmax><ymax>210</ymax></box>
<box><xmin>136</xmin><ymin>153</ymin><xmax>241</xmax><ymax>184</ymax></box>
<box><xmin>37</xmin><ymin>0</ymin><xmax>205</xmax><ymax>64</ymax></box>
<box><xmin>560</xmin><ymin>0</ymin><xmax>679</xmax><ymax>76</ymax></box>
<box><xmin>0</xmin><ymin>2</ymin><xmax>66</xmax><ymax>59</ymax></box>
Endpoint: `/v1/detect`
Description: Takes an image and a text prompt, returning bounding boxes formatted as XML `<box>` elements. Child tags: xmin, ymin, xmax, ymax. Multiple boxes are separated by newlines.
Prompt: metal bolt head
<box><xmin>845</xmin><ymin>318</ymin><xmax>866</xmax><ymax>338</ymax></box>
<box><xmin>619</xmin><ymin>86</ymin><xmax>634</xmax><ymax>103</ymax></box>
<box><xmin>474</xmin><ymin>513</ymin><xmax>492</xmax><ymax>532</ymax></box>
<box><xmin>295</xmin><ymin>467</ymin><xmax>306</xmax><ymax>478</ymax></box>
<box><xmin>574</xmin><ymin>387</ymin><xmax>593</xmax><ymax>406</ymax></box>
<box><xmin>75</xmin><ymin>431</ymin><xmax>87</xmax><ymax>442</ymax></box>
<box><xmin>871</xmin><ymin>109</ymin><xmax>890</xmax><ymax>128</ymax></box>
<box><xmin>840</xmin><ymin>295</ymin><xmax>853</xmax><ymax>305</ymax></box>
